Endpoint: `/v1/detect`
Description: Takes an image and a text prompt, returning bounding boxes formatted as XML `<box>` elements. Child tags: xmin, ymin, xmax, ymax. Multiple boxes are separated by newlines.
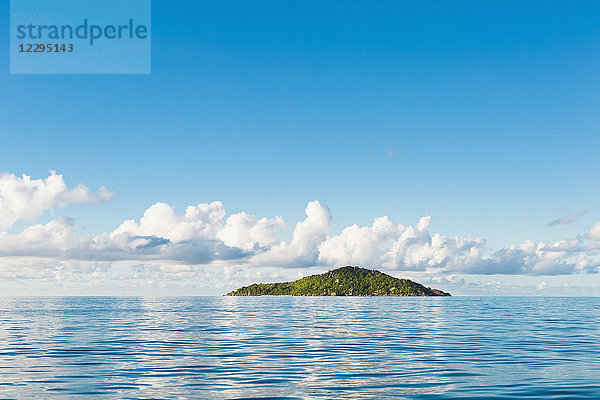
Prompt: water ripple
<box><xmin>0</xmin><ymin>297</ymin><xmax>598</xmax><ymax>398</ymax></box>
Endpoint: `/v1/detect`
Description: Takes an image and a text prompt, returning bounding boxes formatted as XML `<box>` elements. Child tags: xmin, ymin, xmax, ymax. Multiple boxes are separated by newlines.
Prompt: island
<box><xmin>225</xmin><ymin>266</ymin><xmax>451</xmax><ymax>296</ymax></box>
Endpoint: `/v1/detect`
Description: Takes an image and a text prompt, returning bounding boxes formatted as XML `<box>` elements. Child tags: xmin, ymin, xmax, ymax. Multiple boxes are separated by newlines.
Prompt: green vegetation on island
<box><xmin>225</xmin><ymin>266</ymin><xmax>451</xmax><ymax>296</ymax></box>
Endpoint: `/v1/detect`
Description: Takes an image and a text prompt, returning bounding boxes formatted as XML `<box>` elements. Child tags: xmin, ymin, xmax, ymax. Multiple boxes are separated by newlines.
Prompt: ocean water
<box><xmin>0</xmin><ymin>297</ymin><xmax>598</xmax><ymax>399</ymax></box>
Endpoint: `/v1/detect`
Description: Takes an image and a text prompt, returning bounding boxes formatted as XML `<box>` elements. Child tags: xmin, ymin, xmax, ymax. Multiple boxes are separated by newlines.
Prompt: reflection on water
<box><xmin>0</xmin><ymin>297</ymin><xmax>598</xmax><ymax>398</ymax></box>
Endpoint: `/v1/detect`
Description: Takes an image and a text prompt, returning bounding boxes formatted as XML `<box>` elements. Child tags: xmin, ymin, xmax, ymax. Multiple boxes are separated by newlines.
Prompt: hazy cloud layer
<box><xmin>1</xmin><ymin>172</ymin><xmax>599</xmax><ymax>278</ymax></box>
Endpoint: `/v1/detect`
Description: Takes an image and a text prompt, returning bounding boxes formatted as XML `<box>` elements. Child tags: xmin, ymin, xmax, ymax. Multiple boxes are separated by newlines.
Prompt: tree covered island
<box><xmin>225</xmin><ymin>266</ymin><xmax>451</xmax><ymax>296</ymax></box>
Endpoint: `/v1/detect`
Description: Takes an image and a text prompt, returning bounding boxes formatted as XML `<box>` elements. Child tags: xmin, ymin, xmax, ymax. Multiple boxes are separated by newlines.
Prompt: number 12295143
<box><xmin>18</xmin><ymin>43</ymin><xmax>73</xmax><ymax>53</ymax></box>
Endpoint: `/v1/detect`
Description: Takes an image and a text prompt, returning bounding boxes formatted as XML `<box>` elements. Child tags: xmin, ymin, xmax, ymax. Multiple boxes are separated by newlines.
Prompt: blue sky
<box><xmin>1</xmin><ymin>1</ymin><xmax>599</xmax><ymax>295</ymax></box>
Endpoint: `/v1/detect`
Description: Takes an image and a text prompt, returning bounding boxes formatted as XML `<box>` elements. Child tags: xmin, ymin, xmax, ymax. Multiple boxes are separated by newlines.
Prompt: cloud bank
<box><xmin>1</xmin><ymin>172</ymin><xmax>599</xmax><ymax>279</ymax></box>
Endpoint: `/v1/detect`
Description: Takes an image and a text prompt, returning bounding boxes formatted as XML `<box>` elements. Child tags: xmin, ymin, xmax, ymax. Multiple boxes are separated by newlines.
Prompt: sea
<box><xmin>0</xmin><ymin>296</ymin><xmax>598</xmax><ymax>399</ymax></box>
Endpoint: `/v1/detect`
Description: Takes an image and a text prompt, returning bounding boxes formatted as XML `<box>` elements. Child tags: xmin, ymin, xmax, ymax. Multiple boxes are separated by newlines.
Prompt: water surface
<box><xmin>0</xmin><ymin>297</ymin><xmax>598</xmax><ymax>399</ymax></box>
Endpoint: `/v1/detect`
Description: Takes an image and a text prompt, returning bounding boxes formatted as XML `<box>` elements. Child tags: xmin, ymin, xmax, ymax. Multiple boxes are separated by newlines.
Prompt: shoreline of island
<box><xmin>225</xmin><ymin>266</ymin><xmax>450</xmax><ymax>297</ymax></box>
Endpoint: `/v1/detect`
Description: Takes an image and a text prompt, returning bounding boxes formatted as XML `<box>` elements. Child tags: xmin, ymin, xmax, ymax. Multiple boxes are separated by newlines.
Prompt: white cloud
<box><xmin>318</xmin><ymin>215</ymin><xmax>485</xmax><ymax>272</ymax></box>
<box><xmin>0</xmin><ymin>171</ymin><xmax>112</xmax><ymax>230</ymax></box>
<box><xmin>217</xmin><ymin>212</ymin><xmax>285</xmax><ymax>251</ymax></box>
<box><xmin>0</xmin><ymin>171</ymin><xmax>598</xmax><ymax>279</ymax></box>
<box><xmin>250</xmin><ymin>201</ymin><xmax>332</xmax><ymax>268</ymax></box>
<box><xmin>589</xmin><ymin>221</ymin><xmax>600</xmax><ymax>239</ymax></box>
<box><xmin>0</xmin><ymin>216</ymin><xmax>76</xmax><ymax>257</ymax></box>
<box><xmin>318</xmin><ymin>215</ymin><xmax>599</xmax><ymax>276</ymax></box>
<box><xmin>461</xmin><ymin>238</ymin><xmax>599</xmax><ymax>275</ymax></box>
<box><xmin>110</xmin><ymin>201</ymin><xmax>225</xmax><ymax>242</ymax></box>
<box><xmin>318</xmin><ymin>216</ymin><xmax>403</xmax><ymax>267</ymax></box>
<box><xmin>1</xmin><ymin>202</ymin><xmax>597</xmax><ymax>276</ymax></box>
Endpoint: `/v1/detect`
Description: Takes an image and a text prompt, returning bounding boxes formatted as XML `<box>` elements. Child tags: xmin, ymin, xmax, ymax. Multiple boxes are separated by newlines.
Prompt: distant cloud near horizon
<box><xmin>546</xmin><ymin>211</ymin><xmax>587</xmax><ymax>226</ymax></box>
<box><xmin>0</xmin><ymin>172</ymin><xmax>599</xmax><ymax>280</ymax></box>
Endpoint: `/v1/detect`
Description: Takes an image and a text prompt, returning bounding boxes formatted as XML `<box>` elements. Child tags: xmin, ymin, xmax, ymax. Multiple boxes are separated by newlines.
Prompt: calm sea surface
<box><xmin>0</xmin><ymin>297</ymin><xmax>598</xmax><ymax>399</ymax></box>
